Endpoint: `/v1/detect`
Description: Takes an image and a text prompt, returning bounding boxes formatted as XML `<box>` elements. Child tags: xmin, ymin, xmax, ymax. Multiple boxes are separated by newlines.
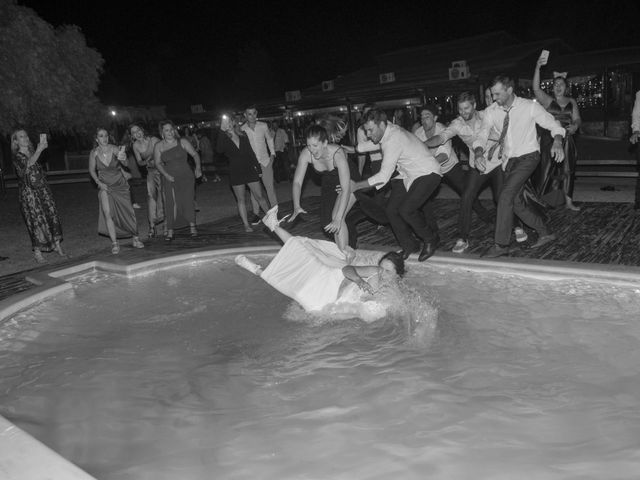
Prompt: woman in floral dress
<box><xmin>11</xmin><ymin>129</ymin><xmax>66</xmax><ymax>264</ymax></box>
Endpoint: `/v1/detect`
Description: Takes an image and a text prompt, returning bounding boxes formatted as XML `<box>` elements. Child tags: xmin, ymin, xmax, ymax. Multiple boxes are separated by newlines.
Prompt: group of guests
<box><xmin>8</xmin><ymin>51</ymin><xmax>640</xmax><ymax>266</ymax></box>
<box><xmin>285</xmin><ymin>55</ymin><xmax>584</xmax><ymax>260</ymax></box>
<box><xmin>10</xmin><ymin>119</ymin><xmax>209</xmax><ymax>262</ymax></box>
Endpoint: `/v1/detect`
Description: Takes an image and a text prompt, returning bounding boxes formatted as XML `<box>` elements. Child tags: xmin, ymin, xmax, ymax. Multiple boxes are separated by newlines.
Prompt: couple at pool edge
<box><xmin>235</xmin><ymin>205</ymin><xmax>405</xmax><ymax>319</ymax></box>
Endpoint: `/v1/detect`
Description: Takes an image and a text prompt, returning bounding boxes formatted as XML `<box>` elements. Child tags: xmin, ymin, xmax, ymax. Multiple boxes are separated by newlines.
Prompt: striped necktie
<box><xmin>488</xmin><ymin>107</ymin><xmax>512</xmax><ymax>161</ymax></box>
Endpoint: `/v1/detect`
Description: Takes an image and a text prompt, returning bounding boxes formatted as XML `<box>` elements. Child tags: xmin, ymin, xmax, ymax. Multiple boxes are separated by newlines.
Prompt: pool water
<box><xmin>1</xmin><ymin>255</ymin><xmax>640</xmax><ymax>479</ymax></box>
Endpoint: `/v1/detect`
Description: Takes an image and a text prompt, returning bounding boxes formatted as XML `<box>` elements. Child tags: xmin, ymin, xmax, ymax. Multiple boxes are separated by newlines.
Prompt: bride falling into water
<box><xmin>235</xmin><ymin>206</ymin><xmax>407</xmax><ymax>321</ymax></box>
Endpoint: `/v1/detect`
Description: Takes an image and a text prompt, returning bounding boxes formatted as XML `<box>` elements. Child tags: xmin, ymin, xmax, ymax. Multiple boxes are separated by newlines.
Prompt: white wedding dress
<box><xmin>260</xmin><ymin>237</ymin><xmax>386</xmax><ymax>320</ymax></box>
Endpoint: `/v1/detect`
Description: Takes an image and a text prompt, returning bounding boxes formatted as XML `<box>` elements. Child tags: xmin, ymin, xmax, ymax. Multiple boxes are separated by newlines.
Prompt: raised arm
<box><xmin>533</xmin><ymin>58</ymin><xmax>553</xmax><ymax>109</ymax></box>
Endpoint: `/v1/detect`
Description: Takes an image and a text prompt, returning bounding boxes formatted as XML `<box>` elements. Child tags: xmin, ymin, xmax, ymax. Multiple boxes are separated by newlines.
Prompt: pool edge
<box><xmin>1</xmin><ymin>243</ymin><xmax>640</xmax><ymax>479</ymax></box>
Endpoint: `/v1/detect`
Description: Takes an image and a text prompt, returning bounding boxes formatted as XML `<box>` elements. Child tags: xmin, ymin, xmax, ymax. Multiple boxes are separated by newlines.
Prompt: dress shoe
<box><xmin>397</xmin><ymin>245</ymin><xmax>419</xmax><ymax>260</ymax></box>
<box><xmin>530</xmin><ymin>233</ymin><xmax>556</xmax><ymax>249</ymax></box>
<box><xmin>418</xmin><ymin>237</ymin><xmax>440</xmax><ymax>262</ymax></box>
<box><xmin>481</xmin><ymin>244</ymin><xmax>510</xmax><ymax>258</ymax></box>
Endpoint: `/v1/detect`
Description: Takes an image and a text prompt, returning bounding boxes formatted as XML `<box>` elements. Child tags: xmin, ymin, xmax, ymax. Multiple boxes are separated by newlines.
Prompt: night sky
<box><xmin>19</xmin><ymin>0</ymin><xmax>640</xmax><ymax>113</ymax></box>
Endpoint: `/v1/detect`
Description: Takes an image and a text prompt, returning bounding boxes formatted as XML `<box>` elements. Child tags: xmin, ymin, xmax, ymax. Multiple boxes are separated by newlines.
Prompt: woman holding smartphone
<box><xmin>533</xmin><ymin>52</ymin><xmax>582</xmax><ymax>211</ymax></box>
<box><xmin>11</xmin><ymin>129</ymin><xmax>66</xmax><ymax>263</ymax></box>
<box><xmin>89</xmin><ymin>128</ymin><xmax>144</xmax><ymax>254</ymax></box>
<box><xmin>216</xmin><ymin>114</ymin><xmax>270</xmax><ymax>232</ymax></box>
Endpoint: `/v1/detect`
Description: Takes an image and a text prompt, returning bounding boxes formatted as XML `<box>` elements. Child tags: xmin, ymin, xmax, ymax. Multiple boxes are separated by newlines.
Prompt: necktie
<box><xmin>488</xmin><ymin>107</ymin><xmax>511</xmax><ymax>161</ymax></box>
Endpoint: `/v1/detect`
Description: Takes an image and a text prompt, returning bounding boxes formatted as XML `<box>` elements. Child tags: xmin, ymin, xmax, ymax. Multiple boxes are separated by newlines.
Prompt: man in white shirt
<box><xmin>355</xmin><ymin>104</ymin><xmax>383</xmax><ymax>176</ymax></box>
<box><xmin>427</xmin><ymin>91</ymin><xmax>527</xmax><ymax>253</ymax></box>
<box><xmin>415</xmin><ymin>104</ymin><xmax>492</xmax><ymax>226</ymax></box>
<box><xmin>474</xmin><ymin>75</ymin><xmax>565</xmax><ymax>258</ymax></box>
<box><xmin>242</xmin><ymin>105</ymin><xmax>277</xmax><ymax>224</ymax></box>
<box><xmin>629</xmin><ymin>90</ymin><xmax>640</xmax><ymax>209</ymax></box>
<box><xmin>351</xmin><ymin>109</ymin><xmax>442</xmax><ymax>261</ymax></box>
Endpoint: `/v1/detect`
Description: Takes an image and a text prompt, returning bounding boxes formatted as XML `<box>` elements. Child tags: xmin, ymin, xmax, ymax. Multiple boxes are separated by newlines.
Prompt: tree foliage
<box><xmin>0</xmin><ymin>1</ymin><xmax>105</xmax><ymax>135</ymax></box>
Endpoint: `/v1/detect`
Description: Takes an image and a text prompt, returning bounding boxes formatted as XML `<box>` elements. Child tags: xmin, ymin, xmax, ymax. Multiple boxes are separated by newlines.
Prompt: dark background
<box><xmin>19</xmin><ymin>0</ymin><xmax>640</xmax><ymax>113</ymax></box>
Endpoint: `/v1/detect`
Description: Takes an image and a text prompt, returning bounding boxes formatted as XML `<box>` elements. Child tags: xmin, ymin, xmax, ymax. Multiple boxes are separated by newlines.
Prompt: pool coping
<box><xmin>2</xmin><ymin>243</ymin><xmax>640</xmax><ymax>479</ymax></box>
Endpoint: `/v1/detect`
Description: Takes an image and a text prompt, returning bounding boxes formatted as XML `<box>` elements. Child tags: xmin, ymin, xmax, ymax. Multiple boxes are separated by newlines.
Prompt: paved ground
<box><xmin>0</xmin><ymin>171</ymin><xmax>640</xmax><ymax>296</ymax></box>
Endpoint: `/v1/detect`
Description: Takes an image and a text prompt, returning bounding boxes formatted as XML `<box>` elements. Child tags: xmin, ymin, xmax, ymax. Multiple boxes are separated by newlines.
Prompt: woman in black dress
<box><xmin>216</xmin><ymin>115</ymin><xmax>270</xmax><ymax>232</ymax></box>
<box><xmin>533</xmin><ymin>55</ymin><xmax>582</xmax><ymax>211</ymax></box>
<box><xmin>11</xmin><ymin>129</ymin><xmax>66</xmax><ymax>263</ymax></box>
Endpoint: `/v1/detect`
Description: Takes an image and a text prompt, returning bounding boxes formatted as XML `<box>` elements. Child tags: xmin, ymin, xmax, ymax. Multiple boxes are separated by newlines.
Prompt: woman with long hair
<box><xmin>533</xmin><ymin>54</ymin><xmax>582</xmax><ymax>211</ymax></box>
<box><xmin>11</xmin><ymin>129</ymin><xmax>66</xmax><ymax>263</ymax></box>
<box><xmin>130</xmin><ymin>123</ymin><xmax>165</xmax><ymax>237</ymax></box>
<box><xmin>88</xmin><ymin>127</ymin><xmax>144</xmax><ymax>254</ymax></box>
<box><xmin>153</xmin><ymin>120</ymin><xmax>202</xmax><ymax>240</ymax></box>
<box><xmin>289</xmin><ymin>124</ymin><xmax>358</xmax><ymax>254</ymax></box>
<box><xmin>216</xmin><ymin>114</ymin><xmax>270</xmax><ymax>232</ymax></box>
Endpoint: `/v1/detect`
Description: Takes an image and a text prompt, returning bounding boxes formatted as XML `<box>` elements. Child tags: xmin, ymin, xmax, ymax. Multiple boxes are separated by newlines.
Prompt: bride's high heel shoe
<box><xmin>262</xmin><ymin>206</ymin><xmax>290</xmax><ymax>232</ymax></box>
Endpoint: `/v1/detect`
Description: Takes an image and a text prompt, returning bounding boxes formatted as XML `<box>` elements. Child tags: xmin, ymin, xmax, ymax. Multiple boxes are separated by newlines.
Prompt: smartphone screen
<box><xmin>220</xmin><ymin>116</ymin><xmax>230</xmax><ymax>131</ymax></box>
<box><xmin>40</xmin><ymin>133</ymin><xmax>47</xmax><ymax>143</ymax></box>
<box><xmin>539</xmin><ymin>50</ymin><xmax>550</xmax><ymax>65</ymax></box>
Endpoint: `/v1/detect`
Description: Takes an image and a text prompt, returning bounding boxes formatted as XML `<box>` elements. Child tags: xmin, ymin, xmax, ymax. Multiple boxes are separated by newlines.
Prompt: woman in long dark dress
<box><xmin>216</xmin><ymin>115</ymin><xmax>270</xmax><ymax>232</ymax></box>
<box><xmin>153</xmin><ymin>120</ymin><xmax>202</xmax><ymax>241</ymax></box>
<box><xmin>533</xmin><ymin>55</ymin><xmax>582</xmax><ymax>211</ymax></box>
<box><xmin>289</xmin><ymin>124</ymin><xmax>357</xmax><ymax>254</ymax></box>
<box><xmin>11</xmin><ymin>129</ymin><xmax>66</xmax><ymax>263</ymax></box>
<box><xmin>88</xmin><ymin>128</ymin><xmax>144</xmax><ymax>254</ymax></box>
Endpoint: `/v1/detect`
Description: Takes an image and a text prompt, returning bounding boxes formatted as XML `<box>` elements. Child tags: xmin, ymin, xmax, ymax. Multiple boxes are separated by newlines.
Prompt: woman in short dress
<box><xmin>216</xmin><ymin>115</ymin><xmax>270</xmax><ymax>232</ymax></box>
<box><xmin>130</xmin><ymin>123</ymin><xmax>165</xmax><ymax>237</ymax></box>
<box><xmin>533</xmin><ymin>55</ymin><xmax>582</xmax><ymax>211</ymax></box>
<box><xmin>153</xmin><ymin>120</ymin><xmax>202</xmax><ymax>240</ymax></box>
<box><xmin>88</xmin><ymin>128</ymin><xmax>144</xmax><ymax>254</ymax></box>
<box><xmin>11</xmin><ymin>129</ymin><xmax>66</xmax><ymax>263</ymax></box>
<box><xmin>289</xmin><ymin>124</ymin><xmax>358</xmax><ymax>253</ymax></box>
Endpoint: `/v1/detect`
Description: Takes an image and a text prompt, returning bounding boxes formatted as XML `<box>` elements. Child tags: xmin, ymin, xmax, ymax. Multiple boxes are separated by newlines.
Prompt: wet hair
<box><xmin>490</xmin><ymin>75</ymin><xmax>515</xmax><ymax>90</ymax></box>
<box><xmin>419</xmin><ymin>104</ymin><xmax>439</xmax><ymax>117</ymax></box>
<box><xmin>457</xmin><ymin>91</ymin><xmax>477</xmax><ymax>104</ymax></box>
<box><xmin>379</xmin><ymin>251</ymin><xmax>405</xmax><ymax>277</ymax></box>
<box><xmin>363</xmin><ymin>108</ymin><xmax>388</xmax><ymax>125</ymax></box>
<box><xmin>305</xmin><ymin>123</ymin><xmax>329</xmax><ymax>143</ymax></box>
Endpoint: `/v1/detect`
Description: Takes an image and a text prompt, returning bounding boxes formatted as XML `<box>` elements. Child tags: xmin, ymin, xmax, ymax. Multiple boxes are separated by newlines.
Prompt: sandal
<box><xmin>164</xmin><ymin>231</ymin><xmax>174</xmax><ymax>242</ymax></box>
<box><xmin>111</xmin><ymin>242</ymin><xmax>120</xmax><ymax>254</ymax></box>
<box><xmin>132</xmin><ymin>238</ymin><xmax>145</xmax><ymax>249</ymax></box>
<box><xmin>148</xmin><ymin>225</ymin><xmax>157</xmax><ymax>238</ymax></box>
<box><xmin>190</xmin><ymin>225</ymin><xmax>198</xmax><ymax>237</ymax></box>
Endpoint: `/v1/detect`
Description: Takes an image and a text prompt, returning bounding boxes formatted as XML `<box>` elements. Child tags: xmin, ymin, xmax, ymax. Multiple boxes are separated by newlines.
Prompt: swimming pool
<box><xmin>2</xmin><ymin>247</ymin><xmax>640</xmax><ymax>479</ymax></box>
